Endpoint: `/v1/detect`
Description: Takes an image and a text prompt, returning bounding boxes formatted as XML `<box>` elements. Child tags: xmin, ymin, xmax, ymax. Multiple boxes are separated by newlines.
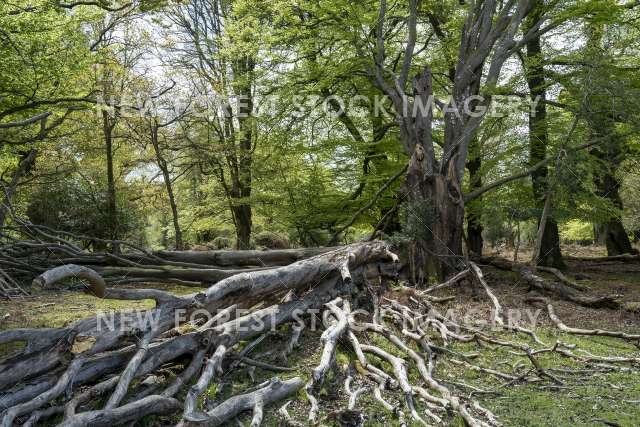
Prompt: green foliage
<box><xmin>560</xmin><ymin>219</ymin><xmax>594</xmax><ymax>243</ymax></box>
<box><xmin>26</xmin><ymin>176</ymin><xmax>146</xmax><ymax>243</ymax></box>
<box><xmin>0</xmin><ymin>0</ymin><xmax>638</xmax><ymax>253</ymax></box>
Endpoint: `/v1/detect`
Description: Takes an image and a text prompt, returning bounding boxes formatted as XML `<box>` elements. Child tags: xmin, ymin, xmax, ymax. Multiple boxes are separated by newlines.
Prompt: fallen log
<box><xmin>4</xmin><ymin>237</ymin><xmax>640</xmax><ymax>427</ymax></box>
<box><xmin>0</xmin><ymin>241</ymin><xmax>398</xmax><ymax>426</ymax></box>
<box><xmin>32</xmin><ymin>264</ymin><xmax>107</xmax><ymax>298</ymax></box>
<box><xmin>183</xmin><ymin>377</ymin><xmax>304</xmax><ymax>427</ymax></box>
<box><xmin>154</xmin><ymin>247</ymin><xmax>337</xmax><ymax>267</ymax></box>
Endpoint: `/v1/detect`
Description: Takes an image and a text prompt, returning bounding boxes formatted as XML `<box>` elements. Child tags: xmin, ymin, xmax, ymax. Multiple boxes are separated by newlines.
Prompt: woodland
<box><xmin>1</xmin><ymin>0</ymin><xmax>640</xmax><ymax>426</ymax></box>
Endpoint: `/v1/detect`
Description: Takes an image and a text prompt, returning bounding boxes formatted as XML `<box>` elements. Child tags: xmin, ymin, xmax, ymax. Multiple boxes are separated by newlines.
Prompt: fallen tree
<box><xmin>0</xmin><ymin>242</ymin><xmax>400</xmax><ymax>426</ymax></box>
<box><xmin>1</xmin><ymin>240</ymin><xmax>638</xmax><ymax>426</ymax></box>
<box><xmin>0</xmin><ymin>218</ymin><xmax>338</xmax><ymax>290</ymax></box>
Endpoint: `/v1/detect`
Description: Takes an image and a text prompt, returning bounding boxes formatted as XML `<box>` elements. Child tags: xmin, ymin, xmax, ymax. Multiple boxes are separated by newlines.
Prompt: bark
<box><xmin>370</xmin><ymin>0</ymin><xmax>541</xmax><ymax>280</ymax></box>
<box><xmin>59</xmin><ymin>395</ymin><xmax>182</xmax><ymax>427</ymax></box>
<box><xmin>192</xmin><ymin>377</ymin><xmax>304</xmax><ymax>427</ymax></box>
<box><xmin>230</xmin><ymin>56</ymin><xmax>254</xmax><ymax>250</ymax></box>
<box><xmin>405</xmin><ymin>152</ymin><xmax>465</xmax><ymax>282</ymax></box>
<box><xmin>151</xmin><ymin>120</ymin><xmax>183</xmax><ymax>250</ymax></box>
<box><xmin>154</xmin><ymin>247</ymin><xmax>337</xmax><ymax>267</ymax></box>
<box><xmin>466</xmin><ymin>138</ymin><xmax>483</xmax><ymax>256</ymax></box>
<box><xmin>95</xmin><ymin>265</ymin><xmax>271</xmax><ymax>284</ymax></box>
<box><xmin>585</xmin><ymin>22</ymin><xmax>634</xmax><ymax>256</ymax></box>
<box><xmin>592</xmin><ymin>145</ymin><xmax>634</xmax><ymax>255</ymax></box>
<box><xmin>524</xmin><ymin>0</ymin><xmax>564</xmax><ymax>269</ymax></box>
<box><xmin>32</xmin><ymin>264</ymin><xmax>107</xmax><ymax>298</ymax></box>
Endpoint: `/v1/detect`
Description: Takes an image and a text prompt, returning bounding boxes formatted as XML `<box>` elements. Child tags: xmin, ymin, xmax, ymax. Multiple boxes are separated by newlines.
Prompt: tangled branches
<box><xmin>0</xmin><ymin>239</ymin><xmax>638</xmax><ymax>426</ymax></box>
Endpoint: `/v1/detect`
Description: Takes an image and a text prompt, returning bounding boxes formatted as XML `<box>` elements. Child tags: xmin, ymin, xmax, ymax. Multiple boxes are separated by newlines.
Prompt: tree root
<box><xmin>480</xmin><ymin>256</ymin><xmax>621</xmax><ymax>309</ymax></box>
<box><xmin>528</xmin><ymin>297</ymin><xmax>640</xmax><ymax>342</ymax></box>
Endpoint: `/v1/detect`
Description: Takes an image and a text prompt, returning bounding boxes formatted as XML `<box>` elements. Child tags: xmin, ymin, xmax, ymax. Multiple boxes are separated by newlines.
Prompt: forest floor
<box><xmin>1</xmin><ymin>245</ymin><xmax>639</xmax><ymax>426</ymax></box>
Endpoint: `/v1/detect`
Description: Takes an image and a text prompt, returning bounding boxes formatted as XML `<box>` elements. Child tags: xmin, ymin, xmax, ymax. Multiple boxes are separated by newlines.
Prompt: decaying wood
<box><xmin>1</xmin><ymin>234</ymin><xmax>639</xmax><ymax>426</ymax></box>
<box><xmin>528</xmin><ymin>297</ymin><xmax>640</xmax><ymax>342</ymax></box>
<box><xmin>0</xmin><ymin>218</ymin><xmax>339</xmax><ymax>287</ymax></box>
<box><xmin>0</xmin><ymin>241</ymin><xmax>398</xmax><ymax>426</ymax></box>
<box><xmin>480</xmin><ymin>256</ymin><xmax>620</xmax><ymax>308</ymax></box>
<box><xmin>32</xmin><ymin>264</ymin><xmax>107</xmax><ymax>298</ymax></box>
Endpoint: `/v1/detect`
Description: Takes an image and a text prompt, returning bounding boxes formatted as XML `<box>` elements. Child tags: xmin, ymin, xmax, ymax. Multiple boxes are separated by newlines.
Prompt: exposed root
<box><xmin>344</xmin><ymin>364</ymin><xmax>367</xmax><ymax>410</ymax></box>
<box><xmin>536</xmin><ymin>266</ymin><xmax>587</xmax><ymax>291</ymax></box>
<box><xmin>481</xmin><ymin>256</ymin><xmax>621</xmax><ymax>308</ymax></box>
<box><xmin>306</xmin><ymin>298</ymin><xmax>351</xmax><ymax>423</ymax></box>
<box><xmin>529</xmin><ymin>297</ymin><xmax>640</xmax><ymax>342</ymax></box>
<box><xmin>1</xmin><ymin>245</ymin><xmax>639</xmax><ymax>426</ymax></box>
<box><xmin>470</xmin><ymin>262</ymin><xmax>503</xmax><ymax>326</ymax></box>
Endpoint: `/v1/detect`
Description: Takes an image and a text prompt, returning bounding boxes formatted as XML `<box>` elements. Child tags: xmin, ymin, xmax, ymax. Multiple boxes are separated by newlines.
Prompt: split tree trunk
<box><xmin>405</xmin><ymin>156</ymin><xmax>465</xmax><ymax>282</ymax></box>
<box><xmin>400</xmin><ymin>66</ymin><xmax>465</xmax><ymax>283</ymax></box>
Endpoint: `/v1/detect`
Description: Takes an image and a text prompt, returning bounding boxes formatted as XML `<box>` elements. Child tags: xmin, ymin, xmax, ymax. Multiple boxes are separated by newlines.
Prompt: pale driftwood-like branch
<box><xmin>58</xmin><ymin>395</ymin><xmax>182</xmax><ymax>427</ymax></box>
<box><xmin>32</xmin><ymin>264</ymin><xmax>106</xmax><ymax>298</ymax></box>
<box><xmin>183</xmin><ymin>345</ymin><xmax>228</xmax><ymax>422</ymax></box>
<box><xmin>470</xmin><ymin>262</ymin><xmax>504</xmax><ymax>326</ymax></box>
<box><xmin>423</xmin><ymin>268</ymin><xmax>470</xmax><ymax>293</ymax></box>
<box><xmin>530</xmin><ymin>297</ymin><xmax>640</xmax><ymax>341</ymax></box>
<box><xmin>191</xmin><ymin>377</ymin><xmax>304</xmax><ymax>427</ymax></box>
<box><xmin>306</xmin><ymin>298</ymin><xmax>351</xmax><ymax>422</ymax></box>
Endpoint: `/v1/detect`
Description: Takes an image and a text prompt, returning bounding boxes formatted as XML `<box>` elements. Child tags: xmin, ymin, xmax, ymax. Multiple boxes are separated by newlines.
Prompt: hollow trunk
<box><xmin>524</xmin><ymin>2</ymin><xmax>564</xmax><ymax>269</ymax></box>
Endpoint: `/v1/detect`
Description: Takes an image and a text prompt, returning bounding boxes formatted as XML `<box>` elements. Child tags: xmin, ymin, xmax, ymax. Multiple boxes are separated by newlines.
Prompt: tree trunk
<box><xmin>584</xmin><ymin>21</ymin><xmax>634</xmax><ymax>255</ymax></box>
<box><xmin>594</xmin><ymin>167</ymin><xmax>634</xmax><ymax>255</ymax></box>
<box><xmin>102</xmin><ymin>110</ymin><xmax>119</xmax><ymax>254</ymax></box>
<box><xmin>524</xmin><ymin>1</ymin><xmax>564</xmax><ymax>269</ymax></box>
<box><xmin>466</xmin><ymin>138</ymin><xmax>483</xmax><ymax>256</ymax></box>
<box><xmin>394</xmin><ymin>67</ymin><xmax>465</xmax><ymax>283</ymax></box>
<box><xmin>405</xmin><ymin>155</ymin><xmax>465</xmax><ymax>283</ymax></box>
<box><xmin>151</xmin><ymin>122</ymin><xmax>183</xmax><ymax>250</ymax></box>
<box><xmin>230</xmin><ymin>57</ymin><xmax>254</xmax><ymax>250</ymax></box>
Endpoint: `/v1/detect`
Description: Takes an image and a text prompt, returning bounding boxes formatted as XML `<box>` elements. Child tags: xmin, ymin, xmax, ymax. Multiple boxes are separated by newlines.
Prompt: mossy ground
<box><xmin>1</xmin><ymin>252</ymin><xmax>639</xmax><ymax>426</ymax></box>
